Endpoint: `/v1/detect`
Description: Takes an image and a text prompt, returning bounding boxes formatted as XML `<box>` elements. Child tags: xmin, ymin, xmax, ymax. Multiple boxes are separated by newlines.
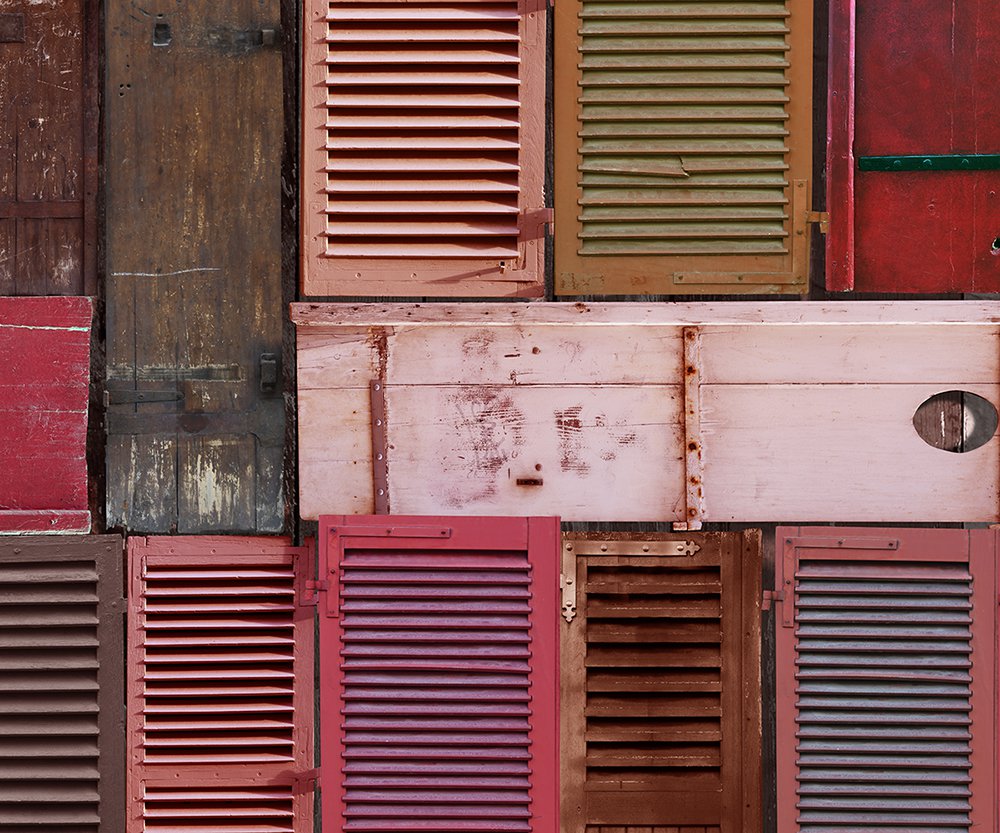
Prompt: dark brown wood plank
<box><xmin>0</xmin><ymin>0</ymin><xmax>92</xmax><ymax>294</ymax></box>
<box><xmin>104</xmin><ymin>0</ymin><xmax>285</xmax><ymax>533</ymax></box>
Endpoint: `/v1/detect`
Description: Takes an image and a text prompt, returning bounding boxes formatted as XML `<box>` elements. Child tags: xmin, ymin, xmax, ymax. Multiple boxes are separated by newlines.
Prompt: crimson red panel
<box><xmin>0</xmin><ymin>296</ymin><xmax>90</xmax><ymax>532</ymax></box>
<box><xmin>127</xmin><ymin>536</ymin><xmax>315</xmax><ymax>833</ymax></box>
<box><xmin>320</xmin><ymin>515</ymin><xmax>559</xmax><ymax>833</ymax></box>
<box><xmin>775</xmin><ymin>528</ymin><xmax>998</xmax><ymax>833</ymax></box>
<box><xmin>827</xmin><ymin>0</ymin><xmax>1000</xmax><ymax>291</ymax></box>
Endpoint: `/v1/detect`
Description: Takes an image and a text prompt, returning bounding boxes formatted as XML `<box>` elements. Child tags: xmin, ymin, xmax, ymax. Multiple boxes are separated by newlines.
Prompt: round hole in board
<box><xmin>912</xmin><ymin>390</ymin><xmax>998</xmax><ymax>453</ymax></box>
<box><xmin>991</xmin><ymin>237</ymin><xmax>1000</xmax><ymax>254</ymax></box>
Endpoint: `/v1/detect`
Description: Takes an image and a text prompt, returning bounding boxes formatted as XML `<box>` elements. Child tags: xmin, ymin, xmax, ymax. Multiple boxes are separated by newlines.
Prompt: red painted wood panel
<box><xmin>0</xmin><ymin>296</ymin><xmax>90</xmax><ymax>533</ymax></box>
<box><xmin>319</xmin><ymin>515</ymin><xmax>560</xmax><ymax>833</ymax></box>
<box><xmin>827</xmin><ymin>0</ymin><xmax>1000</xmax><ymax>291</ymax></box>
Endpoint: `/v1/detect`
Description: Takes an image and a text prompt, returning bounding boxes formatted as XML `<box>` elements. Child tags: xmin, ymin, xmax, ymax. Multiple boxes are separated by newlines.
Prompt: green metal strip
<box><xmin>858</xmin><ymin>154</ymin><xmax>1000</xmax><ymax>172</ymax></box>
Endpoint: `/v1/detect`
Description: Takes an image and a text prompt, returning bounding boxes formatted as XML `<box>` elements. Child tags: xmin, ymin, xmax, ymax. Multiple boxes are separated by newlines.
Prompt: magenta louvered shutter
<box><xmin>774</xmin><ymin>528</ymin><xmax>998</xmax><ymax>833</ymax></box>
<box><xmin>127</xmin><ymin>536</ymin><xmax>315</xmax><ymax>833</ymax></box>
<box><xmin>319</xmin><ymin>515</ymin><xmax>559</xmax><ymax>833</ymax></box>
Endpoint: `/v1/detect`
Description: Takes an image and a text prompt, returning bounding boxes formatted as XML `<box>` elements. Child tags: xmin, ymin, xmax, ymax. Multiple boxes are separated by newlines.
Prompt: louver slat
<box><xmin>302</xmin><ymin>0</ymin><xmax>545</xmax><ymax>297</ymax></box>
<box><xmin>775</xmin><ymin>528</ymin><xmax>999</xmax><ymax>833</ymax></box>
<box><xmin>554</xmin><ymin>0</ymin><xmax>813</xmax><ymax>295</ymax></box>
<box><xmin>127</xmin><ymin>537</ymin><xmax>314</xmax><ymax>833</ymax></box>
<box><xmin>0</xmin><ymin>535</ymin><xmax>124</xmax><ymax>833</ymax></box>
<box><xmin>321</xmin><ymin>516</ymin><xmax>559</xmax><ymax>833</ymax></box>
<box><xmin>562</xmin><ymin>533</ymin><xmax>761</xmax><ymax>833</ymax></box>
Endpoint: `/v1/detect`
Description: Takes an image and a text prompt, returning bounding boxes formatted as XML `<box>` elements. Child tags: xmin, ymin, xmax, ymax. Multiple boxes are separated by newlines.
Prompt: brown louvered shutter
<box><xmin>0</xmin><ymin>535</ymin><xmax>124</xmax><ymax>833</ymax></box>
<box><xmin>302</xmin><ymin>0</ymin><xmax>546</xmax><ymax>298</ymax></box>
<box><xmin>319</xmin><ymin>515</ymin><xmax>560</xmax><ymax>833</ymax></box>
<box><xmin>127</xmin><ymin>536</ymin><xmax>315</xmax><ymax>833</ymax></box>
<box><xmin>775</xmin><ymin>528</ymin><xmax>999</xmax><ymax>833</ymax></box>
<box><xmin>554</xmin><ymin>0</ymin><xmax>813</xmax><ymax>295</ymax></box>
<box><xmin>561</xmin><ymin>532</ymin><xmax>762</xmax><ymax>833</ymax></box>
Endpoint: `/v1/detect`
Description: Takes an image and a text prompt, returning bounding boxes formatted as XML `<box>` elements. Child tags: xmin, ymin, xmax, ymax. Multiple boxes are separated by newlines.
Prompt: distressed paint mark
<box><xmin>554</xmin><ymin>405</ymin><xmax>591</xmax><ymax>475</ymax></box>
<box><xmin>449</xmin><ymin>387</ymin><xmax>525</xmax><ymax>505</ymax></box>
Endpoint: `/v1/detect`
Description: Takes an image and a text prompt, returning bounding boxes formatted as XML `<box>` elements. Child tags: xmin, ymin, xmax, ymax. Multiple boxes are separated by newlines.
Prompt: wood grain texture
<box><xmin>0</xmin><ymin>0</ymin><xmax>95</xmax><ymax>295</ymax></box>
<box><xmin>561</xmin><ymin>532</ymin><xmax>761</xmax><ymax>833</ymax></box>
<box><xmin>104</xmin><ymin>0</ymin><xmax>286</xmax><ymax>533</ymax></box>
<box><xmin>0</xmin><ymin>297</ymin><xmax>91</xmax><ymax>533</ymax></box>
<box><xmin>293</xmin><ymin>302</ymin><xmax>1000</xmax><ymax>523</ymax></box>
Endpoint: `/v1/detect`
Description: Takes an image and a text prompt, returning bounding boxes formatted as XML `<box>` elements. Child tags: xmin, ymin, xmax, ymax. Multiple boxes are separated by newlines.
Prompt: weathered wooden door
<box><xmin>0</xmin><ymin>0</ymin><xmax>97</xmax><ymax>294</ymax></box>
<box><xmin>105</xmin><ymin>0</ymin><xmax>285</xmax><ymax>533</ymax></box>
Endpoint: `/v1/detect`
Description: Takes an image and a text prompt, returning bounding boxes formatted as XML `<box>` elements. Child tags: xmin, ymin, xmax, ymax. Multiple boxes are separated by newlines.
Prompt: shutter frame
<box><xmin>554</xmin><ymin>0</ymin><xmax>814</xmax><ymax>296</ymax></box>
<box><xmin>127</xmin><ymin>536</ymin><xmax>315</xmax><ymax>833</ymax></box>
<box><xmin>775</xmin><ymin>527</ymin><xmax>999</xmax><ymax>833</ymax></box>
<box><xmin>301</xmin><ymin>0</ymin><xmax>546</xmax><ymax>298</ymax></box>
<box><xmin>0</xmin><ymin>534</ymin><xmax>124</xmax><ymax>833</ymax></box>
<box><xmin>320</xmin><ymin>514</ymin><xmax>559</xmax><ymax>833</ymax></box>
<box><xmin>562</xmin><ymin>531</ymin><xmax>761</xmax><ymax>833</ymax></box>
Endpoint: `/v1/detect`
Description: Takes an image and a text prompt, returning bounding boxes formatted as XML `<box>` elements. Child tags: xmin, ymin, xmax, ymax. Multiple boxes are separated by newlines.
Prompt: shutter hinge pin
<box><xmin>301</xmin><ymin>579</ymin><xmax>328</xmax><ymax>607</ymax></box>
<box><xmin>806</xmin><ymin>211</ymin><xmax>830</xmax><ymax>234</ymax></box>
<box><xmin>761</xmin><ymin>588</ymin><xmax>784</xmax><ymax>612</ymax></box>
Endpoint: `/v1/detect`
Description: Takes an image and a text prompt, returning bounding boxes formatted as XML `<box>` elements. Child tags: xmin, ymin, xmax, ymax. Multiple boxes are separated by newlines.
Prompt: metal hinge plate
<box><xmin>806</xmin><ymin>211</ymin><xmax>830</xmax><ymax>235</ymax></box>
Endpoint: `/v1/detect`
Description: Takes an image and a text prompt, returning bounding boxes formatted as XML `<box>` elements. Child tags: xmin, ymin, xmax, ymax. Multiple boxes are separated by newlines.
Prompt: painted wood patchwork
<box><xmin>0</xmin><ymin>297</ymin><xmax>91</xmax><ymax>533</ymax></box>
<box><xmin>293</xmin><ymin>302</ymin><xmax>1000</xmax><ymax>524</ymax></box>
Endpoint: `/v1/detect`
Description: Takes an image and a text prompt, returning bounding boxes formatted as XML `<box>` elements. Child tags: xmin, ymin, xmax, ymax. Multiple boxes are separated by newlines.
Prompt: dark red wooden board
<box><xmin>0</xmin><ymin>297</ymin><xmax>91</xmax><ymax>532</ymax></box>
<box><xmin>827</xmin><ymin>0</ymin><xmax>1000</xmax><ymax>291</ymax></box>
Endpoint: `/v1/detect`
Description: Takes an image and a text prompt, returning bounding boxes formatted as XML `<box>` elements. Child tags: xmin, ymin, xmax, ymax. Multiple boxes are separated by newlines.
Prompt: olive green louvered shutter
<box><xmin>554</xmin><ymin>0</ymin><xmax>813</xmax><ymax>295</ymax></box>
<box><xmin>561</xmin><ymin>532</ymin><xmax>762</xmax><ymax>833</ymax></box>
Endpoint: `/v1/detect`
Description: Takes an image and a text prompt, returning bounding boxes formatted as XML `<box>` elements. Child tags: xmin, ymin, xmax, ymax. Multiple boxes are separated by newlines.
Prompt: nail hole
<box><xmin>913</xmin><ymin>390</ymin><xmax>998</xmax><ymax>453</ymax></box>
<box><xmin>153</xmin><ymin>22</ymin><xmax>171</xmax><ymax>46</ymax></box>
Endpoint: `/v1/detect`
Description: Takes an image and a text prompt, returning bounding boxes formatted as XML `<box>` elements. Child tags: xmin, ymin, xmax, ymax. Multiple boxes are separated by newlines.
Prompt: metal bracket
<box><xmin>761</xmin><ymin>589</ymin><xmax>784</xmax><ymax>612</ymax></box>
<box><xmin>299</xmin><ymin>579</ymin><xmax>327</xmax><ymax>607</ymax></box>
<box><xmin>676</xmin><ymin>326</ymin><xmax>704</xmax><ymax>531</ymax></box>
<box><xmin>806</xmin><ymin>211</ymin><xmax>830</xmax><ymax>235</ymax></box>
<box><xmin>561</xmin><ymin>542</ymin><xmax>578</xmax><ymax>623</ymax></box>
<box><xmin>859</xmin><ymin>153</ymin><xmax>1000</xmax><ymax>172</ymax></box>
<box><xmin>329</xmin><ymin>525</ymin><xmax>452</xmax><ymax>539</ymax></box>
<box><xmin>370</xmin><ymin>380</ymin><xmax>390</xmax><ymax>514</ymax></box>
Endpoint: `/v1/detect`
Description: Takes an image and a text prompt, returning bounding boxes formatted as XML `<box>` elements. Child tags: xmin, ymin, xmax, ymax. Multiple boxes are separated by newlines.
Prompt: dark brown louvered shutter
<box><xmin>301</xmin><ymin>0</ymin><xmax>546</xmax><ymax>298</ymax></box>
<box><xmin>127</xmin><ymin>536</ymin><xmax>315</xmax><ymax>833</ymax></box>
<box><xmin>320</xmin><ymin>515</ymin><xmax>560</xmax><ymax>833</ymax></box>
<box><xmin>561</xmin><ymin>532</ymin><xmax>762</xmax><ymax>833</ymax></box>
<box><xmin>775</xmin><ymin>528</ymin><xmax>999</xmax><ymax>833</ymax></box>
<box><xmin>0</xmin><ymin>535</ymin><xmax>124</xmax><ymax>833</ymax></box>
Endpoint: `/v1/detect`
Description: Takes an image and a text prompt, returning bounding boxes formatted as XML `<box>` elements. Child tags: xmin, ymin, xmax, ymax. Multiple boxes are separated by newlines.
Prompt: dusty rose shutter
<box><xmin>301</xmin><ymin>0</ymin><xmax>545</xmax><ymax>298</ymax></box>
<box><xmin>319</xmin><ymin>515</ymin><xmax>559</xmax><ymax>833</ymax></box>
<box><xmin>774</xmin><ymin>528</ymin><xmax>998</xmax><ymax>833</ymax></box>
<box><xmin>0</xmin><ymin>535</ymin><xmax>123</xmax><ymax>833</ymax></box>
<box><xmin>127</xmin><ymin>536</ymin><xmax>315</xmax><ymax>833</ymax></box>
<box><xmin>0</xmin><ymin>296</ymin><xmax>91</xmax><ymax>533</ymax></box>
<box><xmin>561</xmin><ymin>532</ymin><xmax>761</xmax><ymax>833</ymax></box>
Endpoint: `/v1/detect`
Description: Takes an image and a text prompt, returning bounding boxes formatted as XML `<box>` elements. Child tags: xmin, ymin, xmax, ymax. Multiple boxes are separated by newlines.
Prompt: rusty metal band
<box><xmin>370</xmin><ymin>379</ymin><xmax>390</xmax><ymax>515</ymax></box>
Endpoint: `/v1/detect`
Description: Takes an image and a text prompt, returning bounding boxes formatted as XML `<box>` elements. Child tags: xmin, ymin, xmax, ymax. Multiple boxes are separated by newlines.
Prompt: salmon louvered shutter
<box><xmin>775</xmin><ymin>528</ymin><xmax>999</xmax><ymax>833</ymax></box>
<box><xmin>561</xmin><ymin>532</ymin><xmax>762</xmax><ymax>833</ymax></box>
<box><xmin>554</xmin><ymin>0</ymin><xmax>813</xmax><ymax>295</ymax></box>
<box><xmin>0</xmin><ymin>535</ymin><xmax>123</xmax><ymax>833</ymax></box>
<box><xmin>127</xmin><ymin>536</ymin><xmax>315</xmax><ymax>833</ymax></box>
<box><xmin>320</xmin><ymin>515</ymin><xmax>559</xmax><ymax>833</ymax></box>
<box><xmin>302</xmin><ymin>0</ymin><xmax>545</xmax><ymax>298</ymax></box>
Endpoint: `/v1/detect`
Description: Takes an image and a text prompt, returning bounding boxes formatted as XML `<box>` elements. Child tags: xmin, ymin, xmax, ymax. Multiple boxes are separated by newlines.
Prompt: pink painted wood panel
<box><xmin>0</xmin><ymin>296</ymin><xmax>90</xmax><ymax>533</ymax></box>
<box><xmin>293</xmin><ymin>302</ymin><xmax>1000</xmax><ymax>524</ymax></box>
